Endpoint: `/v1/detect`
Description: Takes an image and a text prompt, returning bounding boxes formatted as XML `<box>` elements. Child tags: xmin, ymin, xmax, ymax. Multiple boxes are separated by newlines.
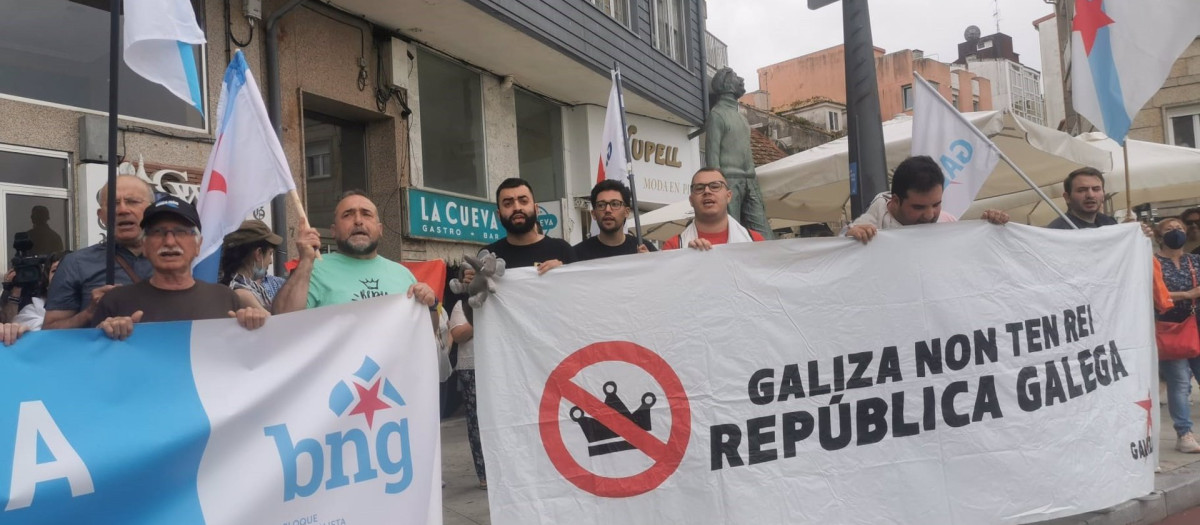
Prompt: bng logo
<box><xmin>264</xmin><ymin>357</ymin><xmax>414</xmax><ymax>501</ymax></box>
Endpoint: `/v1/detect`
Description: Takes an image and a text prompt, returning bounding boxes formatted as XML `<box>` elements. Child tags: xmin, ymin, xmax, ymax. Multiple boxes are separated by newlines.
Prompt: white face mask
<box><xmin>251</xmin><ymin>249</ymin><xmax>270</xmax><ymax>280</ymax></box>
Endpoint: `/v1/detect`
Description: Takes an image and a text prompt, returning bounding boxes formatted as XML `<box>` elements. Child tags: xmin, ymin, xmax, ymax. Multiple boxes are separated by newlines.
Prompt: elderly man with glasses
<box><xmin>43</xmin><ymin>175</ymin><xmax>157</xmax><ymax>330</ymax></box>
<box><xmin>88</xmin><ymin>196</ymin><xmax>268</xmax><ymax>340</ymax></box>
<box><xmin>663</xmin><ymin>168</ymin><xmax>766</xmax><ymax>251</ymax></box>
<box><xmin>574</xmin><ymin>179</ymin><xmax>657</xmax><ymax>261</ymax></box>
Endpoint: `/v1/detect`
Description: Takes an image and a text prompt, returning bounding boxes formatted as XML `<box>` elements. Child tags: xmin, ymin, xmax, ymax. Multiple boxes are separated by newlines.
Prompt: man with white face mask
<box><xmin>219</xmin><ymin>220</ymin><xmax>285</xmax><ymax>310</ymax></box>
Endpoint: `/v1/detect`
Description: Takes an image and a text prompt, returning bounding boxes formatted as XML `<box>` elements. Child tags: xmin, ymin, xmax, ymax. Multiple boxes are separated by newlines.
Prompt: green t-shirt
<box><xmin>306</xmin><ymin>252</ymin><xmax>418</xmax><ymax>308</ymax></box>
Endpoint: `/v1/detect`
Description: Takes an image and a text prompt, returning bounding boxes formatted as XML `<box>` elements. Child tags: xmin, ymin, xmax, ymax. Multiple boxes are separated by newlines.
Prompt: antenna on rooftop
<box><xmin>993</xmin><ymin>0</ymin><xmax>1001</xmax><ymax>33</ymax></box>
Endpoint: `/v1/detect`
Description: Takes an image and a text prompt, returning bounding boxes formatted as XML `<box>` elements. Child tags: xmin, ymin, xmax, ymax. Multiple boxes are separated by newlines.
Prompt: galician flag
<box><xmin>596</xmin><ymin>70</ymin><xmax>628</xmax><ymax>185</ymax></box>
<box><xmin>123</xmin><ymin>0</ymin><xmax>207</xmax><ymax>114</ymax></box>
<box><xmin>1070</xmin><ymin>0</ymin><xmax>1200</xmax><ymax>144</ymax></box>
<box><xmin>910</xmin><ymin>74</ymin><xmax>1000</xmax><ymax>219</ymax></box>
<box><xmin>193</xmin><ymin>50</ymin><xmax>296</xmax><ymax>281</ymax></box>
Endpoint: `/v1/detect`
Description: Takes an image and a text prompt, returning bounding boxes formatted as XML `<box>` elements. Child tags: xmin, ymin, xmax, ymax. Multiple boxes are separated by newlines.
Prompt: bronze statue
<box><xmin>705</xmin><ymin>68</ymin><xmax>772</xmax><ymax>239</ymax></box>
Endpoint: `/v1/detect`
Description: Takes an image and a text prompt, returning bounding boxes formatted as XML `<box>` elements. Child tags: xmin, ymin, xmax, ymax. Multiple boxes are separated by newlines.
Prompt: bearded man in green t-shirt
<box><xmin>273</xmin><ymin>190</ymin><xmax>436</xmax><ymax>314</ymax></box>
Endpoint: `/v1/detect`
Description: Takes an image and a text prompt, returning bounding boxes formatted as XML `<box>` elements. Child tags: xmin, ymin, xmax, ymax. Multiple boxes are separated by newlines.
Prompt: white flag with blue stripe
<box><xmin>0</xmin><ymin>296</ymin><xmax>441</xmax><ymax>524</ymax></box>
<box><xmin>123</xmin><ymin>0</ymin><xmax>207</xmax><ymax>114</ymax></box>
<box><xmin>1070</xmin><ymin>0</ymin><xmax>1200</xmax><ymax>145</ymax></box>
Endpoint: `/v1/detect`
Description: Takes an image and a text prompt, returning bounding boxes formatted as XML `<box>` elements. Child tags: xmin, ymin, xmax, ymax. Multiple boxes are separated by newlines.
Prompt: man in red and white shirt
<box><xmin>663</xmin><ymin>168</ymin><xmax>765</xmax><ymax>250</ymax></box>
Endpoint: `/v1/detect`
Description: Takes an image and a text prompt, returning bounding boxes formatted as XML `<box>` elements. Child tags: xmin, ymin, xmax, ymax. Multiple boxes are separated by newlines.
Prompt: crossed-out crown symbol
<box><xmin>570</xmin><ymin>381</ymin><xmax>656</xmax><ymax>456</ymax></box>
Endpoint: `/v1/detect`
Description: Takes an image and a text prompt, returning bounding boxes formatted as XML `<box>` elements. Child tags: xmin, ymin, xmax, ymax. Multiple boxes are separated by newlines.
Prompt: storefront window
<box><xmin>0</xmin><ymin>0</ymin><xmax>207</xmax><ymax>129</ymax></box>
<box><xmin>418</xmin><ymin>50</ymin><xmax>487</xmax><ymax>198</ymax></box>
<box><xmin>0</xmin><ymin>147</ymin><xmax>71</xmax><ymax>265</ymax></box>
<box><xmin>515</xmin><ymin>90</ymin><xmax>564</xmax><ymax>200</ymax></box>
<box><xmin>304</xmin><ymin>113</ymin><xmax>366</xmax><ymax>230</ymax></box>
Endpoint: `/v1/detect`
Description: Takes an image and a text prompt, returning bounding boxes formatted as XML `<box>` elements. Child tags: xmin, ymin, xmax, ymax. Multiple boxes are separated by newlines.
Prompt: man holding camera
<box><xmin>42</xmin><ymin>175</ymin><xmax>155</xmax><ymax>330</ymax></box>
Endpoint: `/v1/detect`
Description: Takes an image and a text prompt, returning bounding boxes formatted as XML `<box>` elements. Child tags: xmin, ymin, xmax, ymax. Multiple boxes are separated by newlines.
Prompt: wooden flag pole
<box><xmin>286</xmin><ymin>188</ymin><xmax>322</xmax><ymax>259</ymax></box>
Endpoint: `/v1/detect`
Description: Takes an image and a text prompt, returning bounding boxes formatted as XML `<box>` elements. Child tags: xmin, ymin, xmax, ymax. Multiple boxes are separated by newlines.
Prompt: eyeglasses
<box><xmin>690</xmin><ymin>181</ymin><xmax>728</xmax><ymax>194</ymax></box>
<box><xmin>145</xmin><ymin>226</ymin><xmax>197</xmax><ymax>239</ymax></box>
<box><xmin>1186</xmin><ymin>220</ymin><xmax>1200</xmax><ymax>226</ymax></box>
<box><xmin>594</xmin><ymin>200</ymin><xmax>627</xmax><ymax>211</ymax></box>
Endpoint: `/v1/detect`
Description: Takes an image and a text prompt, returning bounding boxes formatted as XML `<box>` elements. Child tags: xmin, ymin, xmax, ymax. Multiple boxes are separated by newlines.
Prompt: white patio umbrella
<box><xmin>967</xmin><ymin>133</ymin><xmax>1200</xmax><ymax>225</ymax></box>
<box><xmin>755</xmin><ymin>111</ymin><xmax>1113</xmax><ymax>223</ymax></box>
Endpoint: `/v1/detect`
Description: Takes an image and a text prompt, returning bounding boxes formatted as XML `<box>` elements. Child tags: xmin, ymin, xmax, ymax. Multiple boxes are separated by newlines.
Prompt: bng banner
<box><xmin>0</xmin><ymin>296</ymin><xmax>441</xmax><ymax>525</ymax></box>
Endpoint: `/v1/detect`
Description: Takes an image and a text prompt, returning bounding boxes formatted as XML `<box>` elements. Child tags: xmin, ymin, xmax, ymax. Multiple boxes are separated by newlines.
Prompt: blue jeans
<box><xmin>1161</xmin><ymin>358</ymin><xmax>1200</xmax><ymax>437</ymax></box>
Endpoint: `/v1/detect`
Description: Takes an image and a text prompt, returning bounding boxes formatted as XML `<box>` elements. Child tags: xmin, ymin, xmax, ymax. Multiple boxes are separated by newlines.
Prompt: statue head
<box><xmin>711</xmin><ymin>68</ymin><xmax>746</xmax><ymax>99</ymax></box>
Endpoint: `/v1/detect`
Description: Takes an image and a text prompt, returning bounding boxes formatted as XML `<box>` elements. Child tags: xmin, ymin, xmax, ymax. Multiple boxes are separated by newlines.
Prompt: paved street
<box><xmin>442</xmin><ymin>417</ymin><xmax>491</xmax><ymax>525</ymax></box>
<box><xmin>444</xmin><ymin>384</ymin><xmax>1200</xmax><ymax>525</ymax></box>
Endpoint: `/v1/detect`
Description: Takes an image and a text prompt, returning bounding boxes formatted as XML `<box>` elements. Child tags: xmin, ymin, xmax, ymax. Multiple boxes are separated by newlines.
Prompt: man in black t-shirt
<box><xmin>483</xmin><ymin>178</ymin><xmax>575</xmax><ymax>272</ymax></box>
<box><xmin>574</xmin><ymin>180</ymin><xmax>656</xmax><ymax>262</ymax></box>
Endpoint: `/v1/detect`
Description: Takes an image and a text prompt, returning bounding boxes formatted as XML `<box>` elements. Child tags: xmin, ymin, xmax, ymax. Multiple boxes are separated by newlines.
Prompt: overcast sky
<box><xmin>706</xmin><ymin>0</ymin><xmax>1057</xmax><ymax>92</ymax></box>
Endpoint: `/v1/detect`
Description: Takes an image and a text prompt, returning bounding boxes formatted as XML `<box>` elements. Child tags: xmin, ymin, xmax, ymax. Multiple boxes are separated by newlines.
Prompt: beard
<box><xmin>500</xmin><ymin>207</ymin><xmax>538</xmax><ymax>234</ymax></box>
<box><xmin>337</xmin><ymin>236</ymin><xmax>379</xmax><ymax>256</ymax></box>
<box><xmin>597</xmin><ymin>215</ymin><xmax>624</xmax><ymax>235</ymax></box>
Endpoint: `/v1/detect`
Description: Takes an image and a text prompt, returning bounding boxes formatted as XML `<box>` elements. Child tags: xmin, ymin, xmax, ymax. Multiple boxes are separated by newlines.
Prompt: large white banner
<box><xmin>1</xmin><ymin>295</ymin><xmax>440</xmax><ymax>524</ymax></box>
<box><xmin>478</xmin><ymin>222</ymin><xmax>1155</xmax><ymax>525</ymax></box>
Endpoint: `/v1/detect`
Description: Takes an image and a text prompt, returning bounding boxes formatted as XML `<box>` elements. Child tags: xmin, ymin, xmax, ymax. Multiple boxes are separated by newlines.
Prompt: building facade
<box><xmin>0</xmin><ymin>0</ymin><xmax>708</xmax><ymax>267</ymax></box>
<box><xmin>749</xmin><ymin>45</ymin><xmax>993</xmax><ymax>122</ymax></box>
<box><xmin>953</xmin><ymin>30</ymin><xmax>1046</xmax><ymax>126</ymax></box>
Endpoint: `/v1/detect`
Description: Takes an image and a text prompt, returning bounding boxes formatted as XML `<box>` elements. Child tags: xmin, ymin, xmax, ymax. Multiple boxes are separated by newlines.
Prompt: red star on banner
<box><xmin>349</xmin><ymin>380</ymin><xmax>391</xmax><ymax>429</ymax></box>
<box><xmin>1073</xmin><ymin>0</ymin><xmax>1115</xmax><ymax>56</ymax></box>
<box><xmin>1135</xmin><ymin>391</ymin><xmax>1153</xmax><ymax>437</ymax></box>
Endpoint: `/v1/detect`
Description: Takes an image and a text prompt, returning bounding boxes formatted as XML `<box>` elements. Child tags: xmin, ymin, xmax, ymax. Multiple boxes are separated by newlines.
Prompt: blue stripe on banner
<box><xmin>0</xmin><ymin>323</ymin><xmax>209</xmax><ymax>524</ymax></box>
<box><xmin>193</xmin><ymin>248</ymin><xmax>221</xmax><ymax>283</ymax></box>
<box><xmin>219</xmin><ymin>51</ymin><xmax>250</xmax><ymax>136</ymax></box>
<box><xmin>1087</xmin><ymin>27</ymin><xmax>1131</xmax><ymax>144</ymax></box>
<box><xmin>177</xmin><ymin>41</ymin><xmax>204</xmax><ymax>115</ymax></box>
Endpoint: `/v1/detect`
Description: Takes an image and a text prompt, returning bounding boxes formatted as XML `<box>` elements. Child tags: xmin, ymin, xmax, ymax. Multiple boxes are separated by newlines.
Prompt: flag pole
<box><xmin>105</xmin><ymin>0</ymin><xmax>123</xmax><ymax>285</ymax></box>
<box><xmin>613</xmin><ymin>63</ymin><xmax>644</xmax><ymax>247</ymax></box>
<box><xmin>914</xmin><ymin>74</ymin><xmax>1077</xmax><ymax>229</ymax></box>
<box><xmin>1122</xmin><ymin>142</ymin><xmax>1134</xmax><ymax>221</ymax></box>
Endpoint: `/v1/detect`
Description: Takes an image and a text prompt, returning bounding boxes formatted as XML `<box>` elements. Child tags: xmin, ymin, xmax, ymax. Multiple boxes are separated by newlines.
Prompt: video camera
<box><xmin>10</xmin><ymin>232</ymin><xmax>49</xmax><ymax>289</ymax></box>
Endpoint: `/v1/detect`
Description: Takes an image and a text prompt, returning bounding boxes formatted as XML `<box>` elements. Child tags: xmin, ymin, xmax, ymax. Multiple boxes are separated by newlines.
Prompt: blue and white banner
<box><xmin>123</xmin><ymin>0</ymin><xmax>207</xmax><ymax>114</ymax></box>
<box><xmin>1070</xmin><ymin>0</ymin><xmax>1200</xmax><ymax>144</ymax></box>
<box><xmin>1</xmin><ymin>296</ymin><xmax>440</xmax><ymax>524</ymax></box>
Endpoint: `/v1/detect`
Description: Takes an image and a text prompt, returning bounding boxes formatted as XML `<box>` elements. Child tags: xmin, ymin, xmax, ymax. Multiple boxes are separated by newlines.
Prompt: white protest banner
<box><xmin>478</xmin><ymin>222</ymin><xmax>1155</xmax><ymax>525</ymax></box>
<box><xmin>0</xmin><ymin>295</ymin><xmax>440</xmax><ymax>524</ymax></box>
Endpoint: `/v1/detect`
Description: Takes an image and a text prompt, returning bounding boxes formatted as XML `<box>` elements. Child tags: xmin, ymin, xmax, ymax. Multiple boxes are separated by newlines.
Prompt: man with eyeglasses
<box><xmin>663</xmin><ymin>168</ymin><xmax>765</xmax><ymax>251</ymax></box>
<box><xmin>84</xmin><ymin>196</ymin><xmax>268</xmax><ymax>340</ymax></box>
<box><xmin>43</xmin><ymin>175</ymin><xmax>156</xmax><ymax>330</ymax></box>
<box><xmin>574</xmin><ymin>180</ymin><xmax>656</xmax><ymax>261</ymax></box>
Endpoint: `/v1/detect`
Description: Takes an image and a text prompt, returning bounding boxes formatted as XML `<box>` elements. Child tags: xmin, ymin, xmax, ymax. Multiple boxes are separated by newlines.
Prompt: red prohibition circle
<box><xmin>538</xmin><ymin>341</ymin><xmax>691</xmax><ymax>498</ymax></box>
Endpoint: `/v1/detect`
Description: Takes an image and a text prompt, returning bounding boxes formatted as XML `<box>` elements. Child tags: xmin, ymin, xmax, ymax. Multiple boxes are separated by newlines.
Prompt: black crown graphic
<box><xmin>570</xmin><ymin>381</ymin><xmax>656</xmax><ymax>456</ymax></box>
<box><xmin>360</xmin><ymin>278</ymin><xmax>380</xmax><ymax>291</ymax></box>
